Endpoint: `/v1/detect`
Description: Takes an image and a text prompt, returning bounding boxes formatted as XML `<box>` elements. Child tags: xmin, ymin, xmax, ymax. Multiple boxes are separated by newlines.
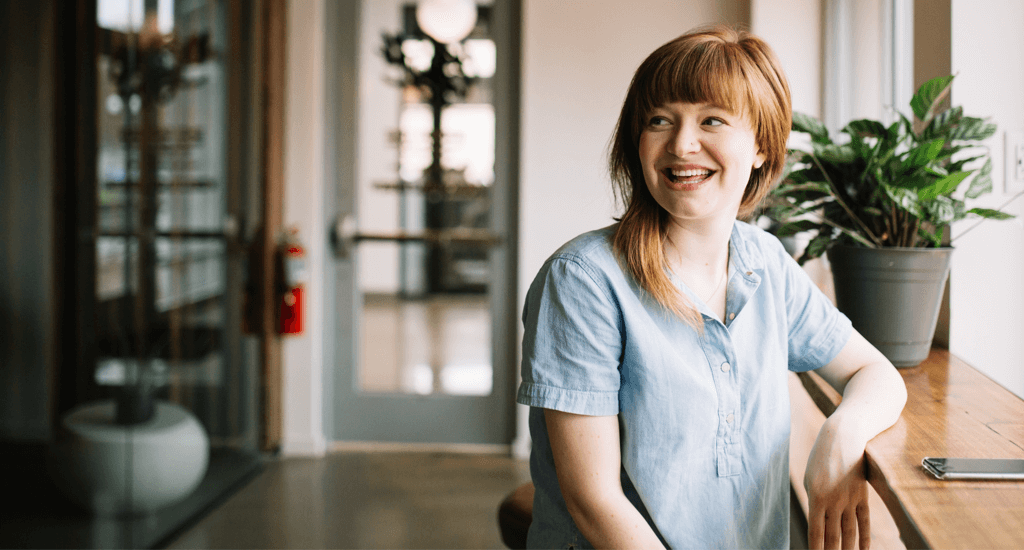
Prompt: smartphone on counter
<box><xmin>922</xmin><ymin>457</ymin><xmax>1024</xmax><ymax>480</ymax></box>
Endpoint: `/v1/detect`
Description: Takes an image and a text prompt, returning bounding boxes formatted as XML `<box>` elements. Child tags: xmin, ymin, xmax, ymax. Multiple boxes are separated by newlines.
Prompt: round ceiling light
<box><xmin>415</xmin><ymin>0</ymin><xmax>478</xmax><ymax>44</ymax></box>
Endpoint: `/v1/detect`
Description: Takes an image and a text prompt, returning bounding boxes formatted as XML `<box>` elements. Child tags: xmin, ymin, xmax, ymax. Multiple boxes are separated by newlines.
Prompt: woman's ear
<box><xmin>749</xmin><ymin>147</ymin><xmax>765</xmax><ymax>168</ymax></box>
<box><xmin>753</xmin><ymin>147</ymin><xmax>766</xmax><ymax>169</ymax></box>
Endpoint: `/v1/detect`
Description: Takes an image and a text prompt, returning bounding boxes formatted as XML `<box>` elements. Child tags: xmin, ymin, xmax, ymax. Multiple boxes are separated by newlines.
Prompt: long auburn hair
<box><xmin>609</xmin><ymin>26</ymin><xmax>792</xmax><ymax>329</ymax></box>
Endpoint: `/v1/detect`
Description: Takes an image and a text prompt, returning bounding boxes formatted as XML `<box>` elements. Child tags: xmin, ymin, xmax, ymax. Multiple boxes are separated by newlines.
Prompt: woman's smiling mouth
<box><xmin>663</xmin><ymin>167</ymin><xmax>714</xmax><ymax>185</ymax></box>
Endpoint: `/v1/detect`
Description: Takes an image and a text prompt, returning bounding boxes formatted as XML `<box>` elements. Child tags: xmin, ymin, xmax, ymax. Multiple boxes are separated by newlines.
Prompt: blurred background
<box><xmin>1</xmin><ymin>0</ymin><xmax>1021</xmax><ymax>547</ymax></box>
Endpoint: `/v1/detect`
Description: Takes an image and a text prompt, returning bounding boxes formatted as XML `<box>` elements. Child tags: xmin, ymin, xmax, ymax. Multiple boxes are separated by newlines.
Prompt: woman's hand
<box><xmin>804</xmin><ymin>414</ymin><xmax>871</xmax><ymax>550</ymax></box>
<box><xmin>808</xmin><ymin>329</ymin><xmax>908</xmax><ymax>549</ymax></box>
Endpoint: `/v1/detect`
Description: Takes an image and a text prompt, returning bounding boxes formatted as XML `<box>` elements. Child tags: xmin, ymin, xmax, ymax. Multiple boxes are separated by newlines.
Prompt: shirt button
<box><xmin>745</xmin><ymin>271</ymin><xmax>752</xmax><ymax>276</ymax></box>
<box><xmin>721</xmin><ymin>362</ymin><xmax>731</xmax><ymax>372</ymax></box>
<box><xmin>726</xmin><ymin>413</ymin><xmax>735</xmax><ymax>424</ymax></box>
<box><xmin>728</xmin><ymin>312</ymin><xmax>735</xmax><ymax>320</ymax></box>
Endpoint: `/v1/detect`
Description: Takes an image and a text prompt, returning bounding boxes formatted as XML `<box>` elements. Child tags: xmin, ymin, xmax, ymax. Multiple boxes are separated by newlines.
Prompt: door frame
<box><xmin>323</xmin><ymin>0</ymin><xmax>521</xmax><ymax>446</ymax></box>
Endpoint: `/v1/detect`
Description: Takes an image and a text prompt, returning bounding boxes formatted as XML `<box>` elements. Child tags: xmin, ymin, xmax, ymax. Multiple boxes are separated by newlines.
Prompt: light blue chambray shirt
<box><xmin>516</xmin><ymin>221</ymin><xmax>852</xmax><ymax>550</ymax></box>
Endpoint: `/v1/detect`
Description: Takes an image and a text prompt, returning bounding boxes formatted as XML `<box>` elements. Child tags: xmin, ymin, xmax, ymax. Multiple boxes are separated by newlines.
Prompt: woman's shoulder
<box><xmin>530</xmin><ymin>225</ymin><xmax>624</xmax><ymax>294</ymax></box>
<box><xmin>545</xmin><ymin>225</ymin><xmax>618</xmax><ymax>269</ymax></box>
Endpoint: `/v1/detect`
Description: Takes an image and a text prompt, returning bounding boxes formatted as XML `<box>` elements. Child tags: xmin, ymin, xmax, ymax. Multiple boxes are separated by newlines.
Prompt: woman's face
<box><xmin>638</xmin><ymin>101</ymin><xmax>765</xmax><ymax>227</ymax></box>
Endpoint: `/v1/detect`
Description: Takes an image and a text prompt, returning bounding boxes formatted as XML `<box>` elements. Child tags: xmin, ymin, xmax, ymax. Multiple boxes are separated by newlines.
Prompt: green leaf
<box><xmin>910</xmin><ymin>75</ymin><xmax>955</xmax><ymax>121</ymax></box>
<box><xmin>922</xmin><ymin>106</ymin><xmax>963</xmax><ymax>141</ymax></box>
<box><xmin>968</xmin><ymin>207</ymin><xmax>1015</xmax><ymax>220</ymax></box>
<box><xmin>783</xmin><ymin>167</ymin><xmax>825</xmax><ymax>185</ymax></box>
<box><xmin>776</xmin><ymin>219</ymin><xmax>820</xmax><ymax>237</ymax></box>
<box><xmin>948</xmin><ymin>153</ymin><xmax>987</xmax><ymax>173</ymax></box>
<box><xmin>815</xmin><ymin>143</ymin><xmax>857</xmax><ymax>165</ymax></box>
<box><xmin>949</xmin><ymin>199</ymin><xmax>969</xmax><ymax>223</ymax></box>
<box><xmin>798</xmin><ymin>232</ymin><xmax>834</xmax><ymax>265</ymax></box>
<box><xmin>950</xmin><ymin>116</ymin><xmax>998</xmax><ymax>142</ymax></box>
<box><xmin>789</xmin><ymin>190</ymin><xmax>832</xmax><ymax>205</ymax></box>
<box><xmin>918</xmin><ymin>171</ymin><xmax>970</xmax><ymax>200</ymax></box>
<box><xmin>793</xmin><ymin>112</ymin><xmax>831</xmax><ymax>144</ymax></box>
<box><xmin>917</xmin><ymin>226</ymin><xmax>943</xmax><ymax>247</ymax></box>
<box><xmin>886</xmin><ymin>173</ymin><xmax>932</xmax><ymax>190</ymax></box>
<box><xmin>882</xmin><ymin>186</ymin><xmax>924</xmax><ymax>217</ymax></box>
<box><xmin>965</xmin><ymin>159</ymin><xmax>993</xmax><ymax>199</ymax></box>
<box><xmin>922</xmin><ymin>195</ymin><xmax>958</xmax><ymax>224</ymax></box>
<box><xmin>902</xmin><ymin>139</ymin><xmax>945</xmax><ymax>169</ymax></box>
<box><xmin>843</xmin><ymin>119</ymin><xmax>888</xmax><ymax>139</ymax></box>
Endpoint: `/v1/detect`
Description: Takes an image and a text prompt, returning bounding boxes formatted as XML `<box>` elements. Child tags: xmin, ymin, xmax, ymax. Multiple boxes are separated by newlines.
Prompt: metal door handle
<box><xmin>330</xmin><ymin>214</ymin><xmax>501</xmax><ymax>259</ymax></box>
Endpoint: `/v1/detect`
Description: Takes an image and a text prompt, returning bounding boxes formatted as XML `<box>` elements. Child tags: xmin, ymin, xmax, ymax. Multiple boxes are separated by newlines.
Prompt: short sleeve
<box><xmin>516</xmin><ymin>255</ymin><xmax>623</xmax><ymax>416</ymax></box>
<box><xmin>779</xmin><ymin>249</ymin><xmax>852</xmax><ymax>372</ymax></box>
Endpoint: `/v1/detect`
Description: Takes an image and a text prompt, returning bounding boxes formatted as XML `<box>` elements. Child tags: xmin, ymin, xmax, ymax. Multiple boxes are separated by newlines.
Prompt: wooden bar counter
<box><xmin>794</xmin><ymin>348</ymin><xmax>1024</xmax><ymax>549</ymax></box>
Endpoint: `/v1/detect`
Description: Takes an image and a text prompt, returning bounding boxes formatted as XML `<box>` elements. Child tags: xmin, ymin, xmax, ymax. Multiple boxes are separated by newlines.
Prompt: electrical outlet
<box><xmin>1005</xmin><ymin>131</ymin><xmax>1024</xmax><ymax>194</ymax></box>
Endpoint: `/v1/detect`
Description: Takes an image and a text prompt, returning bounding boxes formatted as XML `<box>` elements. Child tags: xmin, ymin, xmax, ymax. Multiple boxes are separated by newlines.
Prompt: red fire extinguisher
<box><xmin>279</xmin><ymin>228</ymin><xmax>306</xmax><ymax>335</ymax></box>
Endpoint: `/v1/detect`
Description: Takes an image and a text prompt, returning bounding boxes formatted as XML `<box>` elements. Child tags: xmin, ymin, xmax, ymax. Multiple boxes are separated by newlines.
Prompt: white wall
<box><xmin>281</xmin><ymin>0</ymin><xmax>328</xmax><ymax>456</ymax></box>
<box><xmin>519</xmin><ymin>0</ymin><xmax>749</xmax><ymax>309</ymax></box>
<box><xmin>515</xmin><ymin>0</ymin><xmax>749</xmax><ymax>456</ymax></box>
<box><xmin>948</xmin><ymin>0</ymin><xmax>1024</xmax><ymax>398</ymax></box>
<box><xmin>751</xmin><ymin>0</ymin><xmax>822</xmax><ymax>119</ymax></box>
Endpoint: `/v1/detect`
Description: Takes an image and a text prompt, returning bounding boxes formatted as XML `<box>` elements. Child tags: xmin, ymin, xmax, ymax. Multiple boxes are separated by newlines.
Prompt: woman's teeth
<box><xmin>665</xmin><ymin>168</ymin><xmax>711</xmax><ymax>183</ymax></box>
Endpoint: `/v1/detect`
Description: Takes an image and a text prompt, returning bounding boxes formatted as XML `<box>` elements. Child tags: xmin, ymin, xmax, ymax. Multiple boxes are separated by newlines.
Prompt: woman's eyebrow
<box><xmin>702</xmin><ymin>102</ymin><xmax>736</xmax><ymax>113</ymax></box>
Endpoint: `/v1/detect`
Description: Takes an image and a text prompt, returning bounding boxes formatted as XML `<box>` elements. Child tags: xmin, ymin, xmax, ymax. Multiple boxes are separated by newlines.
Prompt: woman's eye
<box><xmin>648</xmin><ymin>116</ymin><xmax>670</xmax><ymax>127</ymax></box>
<box><xmin>703</xmin><ymin>117</ymin><xmax>725</xmax><ymax>127</ymax></box>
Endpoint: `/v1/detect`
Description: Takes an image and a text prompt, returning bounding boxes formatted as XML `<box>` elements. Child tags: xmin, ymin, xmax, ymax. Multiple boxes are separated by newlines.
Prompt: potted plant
<box><xmin>768</xmin><ymin>75</ymin><xmax>1016</xmax><ymax>367</ymax></box>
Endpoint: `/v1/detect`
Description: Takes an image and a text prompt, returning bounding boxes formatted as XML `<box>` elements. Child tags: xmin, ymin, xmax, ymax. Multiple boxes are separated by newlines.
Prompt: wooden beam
<box><xmin>258</xmin><ymin>0</ymin><xmax>287</xmax><ymax>453</ymax></box>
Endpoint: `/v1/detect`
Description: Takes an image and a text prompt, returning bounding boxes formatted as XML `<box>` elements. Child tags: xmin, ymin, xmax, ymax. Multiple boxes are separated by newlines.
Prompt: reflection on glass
<box><xmin>360</xmin><ymin>295</ymin><xmax>492</xmax><ymax>396</ymax></box>
<box><xmin>37</xmin><ymin>1</ymin><xmax>257</xmax><ymax>546</ymax></box>
<box><xmin>357</xmin><ymin>3</ymin><xmax>495</xmax><ymax>397</ymax></box>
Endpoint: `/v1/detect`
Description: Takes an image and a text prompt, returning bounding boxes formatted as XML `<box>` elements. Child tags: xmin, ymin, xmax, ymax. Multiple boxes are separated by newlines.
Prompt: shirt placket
<box><xmin>702</xmin><ymin>319</ymin><xmax>741</xmax><ymax>477</ymax></box>
<box><xmin>708</xmin><ymin>260</ymin><xmax>761</xmax><ymax>477</ymax></box>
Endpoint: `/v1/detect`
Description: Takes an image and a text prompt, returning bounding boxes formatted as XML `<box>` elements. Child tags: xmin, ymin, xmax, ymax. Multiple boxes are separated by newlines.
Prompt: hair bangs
<box><xmin>637</xmin><ymin>39</ymin><xmax>755</xmax><ymax>127</ymax></box>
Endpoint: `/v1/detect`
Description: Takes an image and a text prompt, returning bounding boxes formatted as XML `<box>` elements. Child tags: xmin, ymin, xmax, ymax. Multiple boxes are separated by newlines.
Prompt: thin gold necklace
<box><xmin>702</xmin><ymin>267</ymin><xmax>727</xmax><ymax>304</ymax></box>
<box><xmin>667</xmin><ymin>236</ymin><xmax>729</xmax><ymax>304</ymax></box>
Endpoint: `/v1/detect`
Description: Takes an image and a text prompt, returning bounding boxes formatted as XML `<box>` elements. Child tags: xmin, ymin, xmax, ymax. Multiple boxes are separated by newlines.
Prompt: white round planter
<box><xmin>49</xmin><ymin>400</ymin><xmax>209</xmax><ymax>516</ymax></box>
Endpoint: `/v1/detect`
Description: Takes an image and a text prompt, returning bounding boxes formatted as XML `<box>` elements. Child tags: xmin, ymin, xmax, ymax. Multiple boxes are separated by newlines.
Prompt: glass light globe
<box><xmin>415</xmin><ymin>0</ymin><xmax>478</xmax><ymax>44</ymax></box>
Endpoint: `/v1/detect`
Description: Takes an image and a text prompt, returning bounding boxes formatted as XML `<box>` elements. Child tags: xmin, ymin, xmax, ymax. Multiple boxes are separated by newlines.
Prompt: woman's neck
<box><xmin>664</xmin><ymin>217</ymin><xmax>733</xmax><ymax>319</ymax></box>
<box><xmin>663</xmin><ymin>217</ymin><xmax>733</xmax><ymax>273</ymax></box>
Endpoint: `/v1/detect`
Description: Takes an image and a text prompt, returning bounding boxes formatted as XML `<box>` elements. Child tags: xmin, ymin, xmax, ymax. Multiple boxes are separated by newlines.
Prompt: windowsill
<box><xmin>790</xmin><ymin>348</ymin><xmax>1024</xmax><ymax>549</ymax></box>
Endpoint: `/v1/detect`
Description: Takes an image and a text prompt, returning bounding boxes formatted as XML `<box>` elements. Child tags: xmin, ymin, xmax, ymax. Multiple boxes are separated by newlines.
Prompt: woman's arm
<box><xmin>804</xmin><ymin>328</ymin><xmax>908</xmax><ymax>550</ymax></box>
<box><xmin>544</xmin><ymin>409</ymin><xmax>666</xmax><ymax>550</ymax></box>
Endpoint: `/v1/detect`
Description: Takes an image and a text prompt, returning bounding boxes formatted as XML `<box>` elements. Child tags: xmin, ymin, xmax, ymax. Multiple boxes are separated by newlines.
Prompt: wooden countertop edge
<box><xmin>863</xmin><ymin>450</ymin><xmax>930</xmax><ymax>550</ymax></box>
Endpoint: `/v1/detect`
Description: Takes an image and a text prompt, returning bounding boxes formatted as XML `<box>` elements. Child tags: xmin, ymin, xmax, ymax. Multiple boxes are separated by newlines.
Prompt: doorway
<box><xmin>326</xmin><ymin>0</ymin><xmax>520</xmax><ymax>445</ymax></box>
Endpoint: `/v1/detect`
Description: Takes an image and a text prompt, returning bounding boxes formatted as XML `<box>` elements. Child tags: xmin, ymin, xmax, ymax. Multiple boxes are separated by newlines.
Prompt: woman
<box><xmin>516</xmin><ymin>26</ymin><xmax>906</xmax><ymax>549</ymax></box>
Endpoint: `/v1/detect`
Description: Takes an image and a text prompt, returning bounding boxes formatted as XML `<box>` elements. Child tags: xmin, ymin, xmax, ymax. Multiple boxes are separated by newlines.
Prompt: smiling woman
<box><xmin>609</xmin><ymin>28</ymin><xmax>790</xmax><ymax>328</ymax></box>
<box><xmin>515</xmin><ymin>25</ymin><xmax>907</xmax><ymax>550</ymax></box>
<box><xmin>637</xmin><ymin>101</ymin><xmax>765</xmax><ymax>318</ymax></box>
<box><xmin>639</xmin><ymin>102</ymin><xmax>764</xmax><ymax>236</ymax></box>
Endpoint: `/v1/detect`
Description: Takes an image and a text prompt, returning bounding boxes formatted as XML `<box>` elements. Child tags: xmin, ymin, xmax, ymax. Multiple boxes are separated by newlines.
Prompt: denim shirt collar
<box><xmin>673</xmin><ymin>221</ymin><xmax>766</xmax><ymax>327</ymax></box>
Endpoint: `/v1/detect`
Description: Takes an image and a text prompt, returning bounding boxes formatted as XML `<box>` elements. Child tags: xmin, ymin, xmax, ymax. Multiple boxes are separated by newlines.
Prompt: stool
<box><xmin>497</xmin><ymin>482</ymin><xmax>534</xmax><ymax>549</ymax></box>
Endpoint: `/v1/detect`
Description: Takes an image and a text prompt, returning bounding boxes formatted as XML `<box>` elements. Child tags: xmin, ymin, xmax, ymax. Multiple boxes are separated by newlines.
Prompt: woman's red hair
<box><xmin>609</xmin><ymin>26</ymin><xmax>792</xmax><ymax>328</ymax></box>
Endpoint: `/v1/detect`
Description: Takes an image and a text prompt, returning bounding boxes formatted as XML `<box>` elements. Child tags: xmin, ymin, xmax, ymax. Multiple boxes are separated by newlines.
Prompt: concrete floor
<box><xmin>164</xmin><ymin>450</ymin><xmax>531</xmax><ymax>549</ymax></box>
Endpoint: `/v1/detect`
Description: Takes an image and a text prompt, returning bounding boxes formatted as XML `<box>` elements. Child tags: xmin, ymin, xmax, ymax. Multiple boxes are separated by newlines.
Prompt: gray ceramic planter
<box><xmin>826</xmin><ymin>245</ymin><xmax>953</xmax><ymax>368</ymax></box>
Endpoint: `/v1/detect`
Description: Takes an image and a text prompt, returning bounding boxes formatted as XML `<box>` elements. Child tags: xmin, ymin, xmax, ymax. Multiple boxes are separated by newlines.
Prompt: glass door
<box><xmin>40</xmin><ymin>1</ymin><xmax>263</xmax><ymax>547</ymax></box>
<box><xmin>328</xmin><ymin>0</ymin><xmax>517</xmax><ymax>445</ymax></box>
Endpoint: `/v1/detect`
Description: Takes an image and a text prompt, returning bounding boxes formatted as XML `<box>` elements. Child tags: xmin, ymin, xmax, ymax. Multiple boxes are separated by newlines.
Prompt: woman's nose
<box><xmin>668</xmin><ymin>123</ymin><xmax>701</xmax><ymax>157</ymax></box>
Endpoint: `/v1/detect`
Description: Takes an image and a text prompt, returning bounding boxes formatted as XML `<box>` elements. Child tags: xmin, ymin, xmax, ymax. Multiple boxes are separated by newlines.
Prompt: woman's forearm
<box><xmin>815</xmin><ymin>329</ymin><xmax>908</xmax><ymax>446</ymax></box>
<box><xmin>563</xmin><ymin>491</ymin><xmax>665</xmax><ymax>550</ymax></box>
<box><xmin>829</xmin><ymin>358</ymin><xmax>907</xmax><ymax>446</ymax></box>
